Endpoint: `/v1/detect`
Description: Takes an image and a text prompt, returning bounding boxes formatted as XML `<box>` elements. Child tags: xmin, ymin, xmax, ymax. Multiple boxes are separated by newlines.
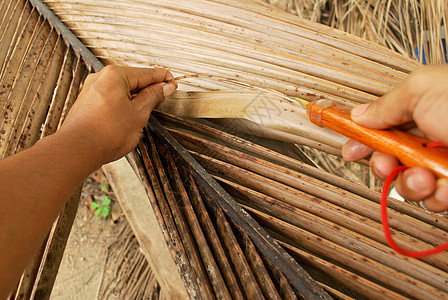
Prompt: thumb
<box><xmin>132</xmin><ymin>82</ymin><xmax>177</xmax><ymax>112</ymax></box>
<box><xmin>350</xmin><ymin>84</ymin><xmax>416</xmax><ymax>130</ymax></box>
<box><xmin>350</xmin><ymin>65</ymin><xmax>448</xmax><ymax>133</ymax></box>
<box><xmin>349</xmin><ymin>65</ymin><xmax>448</xmax><ymax>145</ymax></box>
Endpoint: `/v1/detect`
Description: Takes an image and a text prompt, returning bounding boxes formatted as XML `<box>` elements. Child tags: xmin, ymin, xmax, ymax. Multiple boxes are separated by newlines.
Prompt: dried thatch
<box><xmin>264</xmin><ymin>0</ymin><xmax>448</xmax><ymax>63</ymax></box>
<box><xmin>2</xmin><ymin>0</ymin><xmax>448</xmax><ymax>298</ymax></box>
<box><xmin>0</xmin><ymin>0</ymin><xmax>88</xmax><ymax>298</ymax></box>
<box><xmin>38</xmin><ymin>0</ymin><xmax>448</xmax><ymax>298</ymax></box>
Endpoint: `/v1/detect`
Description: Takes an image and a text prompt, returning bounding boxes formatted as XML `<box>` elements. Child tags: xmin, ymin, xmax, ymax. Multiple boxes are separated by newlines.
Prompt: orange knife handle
<box><xmin>306</xmin><ymin>100</ymin><xmax>448</xmax><ymax>178</ymax></box>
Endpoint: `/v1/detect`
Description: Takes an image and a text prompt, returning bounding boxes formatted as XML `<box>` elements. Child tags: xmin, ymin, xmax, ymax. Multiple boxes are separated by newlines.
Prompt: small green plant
<box><xmin>99</xmin><ymin>179</ymin><xmax>108</xmax><ymax>193</ymax></box>
<box><xmin>90</xmin><ymin>180</ymin><xmax>112</xmax><ymax>219</ymax></box>
<box><xmin>91</xmin><ymin>194</ymin><xmax>111</xmax><ymax>219</ymax></box>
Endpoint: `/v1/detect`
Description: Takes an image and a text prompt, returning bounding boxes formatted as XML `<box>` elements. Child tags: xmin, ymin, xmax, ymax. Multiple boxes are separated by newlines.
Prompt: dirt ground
<box><xmin>50</xmin><ymin>172</ymin><xmax>126</xmax><ymax>299</ymax></box>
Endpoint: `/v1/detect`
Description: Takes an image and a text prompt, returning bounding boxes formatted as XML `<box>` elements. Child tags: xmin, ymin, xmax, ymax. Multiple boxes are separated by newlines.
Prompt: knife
<box><xmin>305</xmin><ymin>99</ymin><xmax>448</xmax><ymax>178</ymax></box>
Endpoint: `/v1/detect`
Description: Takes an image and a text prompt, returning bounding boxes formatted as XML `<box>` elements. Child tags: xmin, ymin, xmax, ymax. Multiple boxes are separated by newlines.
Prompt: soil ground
<box><xmin>50</xmin><ymin>171</ymin><xmax>127</xmax><ymax>299</ymax></box>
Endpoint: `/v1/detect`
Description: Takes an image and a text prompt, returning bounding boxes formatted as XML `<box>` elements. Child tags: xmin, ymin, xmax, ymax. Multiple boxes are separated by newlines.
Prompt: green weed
<box><xmin>91</xmin><ymin>194</ymin><xmax>111</xmax><ymax>219</ymax></box>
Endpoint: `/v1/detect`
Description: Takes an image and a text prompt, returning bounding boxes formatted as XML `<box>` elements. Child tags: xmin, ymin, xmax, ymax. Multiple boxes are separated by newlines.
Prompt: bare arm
<box><xmin>343</xmin><ymin>65</ymin><xmax>448</xmax><ymax>212</ymax></box>
<box><xmin>0</xmin><ymin>66</ymin><xmax>177</xmax><ymax>298</ymax></box>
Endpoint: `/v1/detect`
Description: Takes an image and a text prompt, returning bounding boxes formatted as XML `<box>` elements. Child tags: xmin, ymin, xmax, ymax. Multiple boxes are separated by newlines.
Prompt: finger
<box><xmin>100</xmin><ymin>65</ymin><xmax>176</xmax><ymax>93</ymax></box>
<box><xmin>124</xmin><ymin>67</ymin><xmax>176</xmax><ymax>92</ymax></box>
<box><xmin>350</xmin><ymin>84</ymin><xmax>417</xmax><ymax>129</ymax></box>
<box><xmin>422</xmin><ymin>179</ymin><xmax>448</xmax><ymax>212</ymax></box>
<box><xmin>342</xmin><ymin>139</ymin><xmax>373</xmax><ymax>161</ymax></box>
<box><xmin>132</xmin><ymin>82</ymin><xmax>177</xmax><ymax>117</ymax></box>
<box><xmin>350</xmin><ymin>66</ymin><xmax>448</xmax><ymax>144</ymax></box>
<box><xmin>370</xmin><ymin>152</ymin><xmax>399</xmax><ymax>180</ymax></box>
<box><xmin>406</xmin><ymin>127</ymin><xmax>425</xmax><ymax>137</ymax></box>
<box><xmin>394</xmin><ymin>167</ymin><xmax>436</xmax><ymax>202</ymax></box>
<box><xmin>349</xmin><ymin>65</ymin><xmax>435</xmax><ymax>129</ymax></box>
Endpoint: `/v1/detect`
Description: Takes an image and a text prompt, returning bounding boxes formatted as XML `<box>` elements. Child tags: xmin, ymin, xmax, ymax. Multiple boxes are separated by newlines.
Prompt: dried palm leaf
<box><xmin>157</xmin><ymin>90</ymin><xmax>348</xmax><ymax>149</ymax></box>
<box><xmin>268</xmin><ymin>0</ymin><xmax>447</xmax><ymax>64</ymax></box>
<box><xmin>41</xmin><ymin>0</ymin><xmax>448</xmax><ymax>298</ymax></box>
<box><xmin>42</xmin><ymin>0</ymin><xmax>423</xmax><ymax>161</ymax></box>
<box><xmin>155</xmin><ymin>110</ymin><xmax>448</xmax><ymax>298</ymax></box>
<box><xmin>98</xmin><ymin>221</ymin><xmax>159</xmax><ymax>299</ymax></box>
<box><xmin>4</xmin><ymin>0</ymin><xmax>448</xmax><ymax>298</ymax></box>
<box><xmin>0</xmin><ymin>0</ymin><xmax>89</xmax><ymax>298</ymax></box>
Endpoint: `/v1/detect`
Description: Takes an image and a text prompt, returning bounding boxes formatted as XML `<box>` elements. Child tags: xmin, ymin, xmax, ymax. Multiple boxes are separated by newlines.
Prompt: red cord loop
<box><xmin>381</xmin><ymin>165</ymin><xmax>448</xmax><ymax>258</ymax></box>
<box><xmin>426</xmin><ymin>141</ymin><xmax>448</xmax><ymax>148</ymax></box>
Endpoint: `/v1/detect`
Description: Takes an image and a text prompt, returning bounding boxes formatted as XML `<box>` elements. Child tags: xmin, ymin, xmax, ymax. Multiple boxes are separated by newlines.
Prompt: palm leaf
<box><xmin>2</xmin><ymin>0</ymin><xmax>448</xmax><ymax>298</ymax></box>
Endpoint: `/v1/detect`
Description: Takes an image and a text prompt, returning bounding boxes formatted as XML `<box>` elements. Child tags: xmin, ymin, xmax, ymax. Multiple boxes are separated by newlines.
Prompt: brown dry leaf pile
<box><xmin>264</xmin><ymin>0</ymin><xmax>447</xmax><ymax>64</ymax></box>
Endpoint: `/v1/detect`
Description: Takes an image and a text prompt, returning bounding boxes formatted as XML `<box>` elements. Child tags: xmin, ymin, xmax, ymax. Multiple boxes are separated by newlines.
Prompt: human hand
<box><xmin>342</xmin><ymin>65</ymin><xmax>448</xmax><ymax>212</ymax></box>
<box><xmin>59</xmin><ymin>65</ymin><xmax>177</xmax><ymax>166</ymax></box>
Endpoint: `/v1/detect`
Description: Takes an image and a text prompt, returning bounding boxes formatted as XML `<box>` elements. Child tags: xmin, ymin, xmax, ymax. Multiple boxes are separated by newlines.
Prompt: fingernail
<box><xmin>351</xmin><ymin>104</ymin><xmax>369</xmax><ymax>118</ymax></box>
<box><xmin>372</xmin><ymin>163</ymin><xmax>387</xmax><ymax>180</ymax></box>
<box><xmin>406</xmin><ymin>171</ymin><xmax>425</xmax><ymax>192</ymax></box>
<box><xmin>163</xmin><ymin>83</ymin><xmax>176</xmax><ymax>98</ymax></box>
<box><xmin>435</xmin><ymin>179</ymin><xmax>448</xmax><ymax>203</ymax></box>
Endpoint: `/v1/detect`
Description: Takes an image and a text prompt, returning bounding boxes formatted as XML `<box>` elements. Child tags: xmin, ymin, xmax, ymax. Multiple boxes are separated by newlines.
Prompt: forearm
<box><xmin>0</xmin><ymin>66</ymin><xmax>177</xmax><ymax>298</ymax></box>
<box><xmin>0</xmin><ymin>130</ymin><xmax>103</xmax><ymax>297</ymax></box>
